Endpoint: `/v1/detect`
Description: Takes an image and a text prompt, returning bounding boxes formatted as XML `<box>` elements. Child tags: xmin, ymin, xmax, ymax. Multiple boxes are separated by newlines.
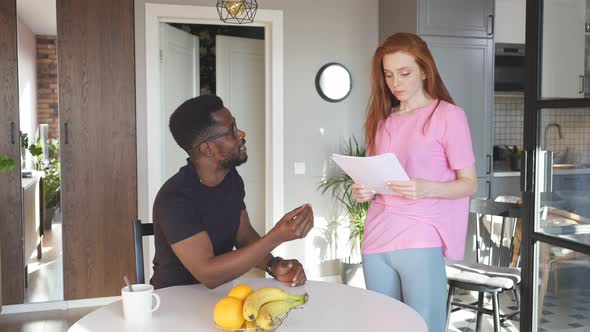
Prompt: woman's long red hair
<box><xmin>365</xmin><ymin>33</ymin><xmax>454</xmax><ymax>155</ymax></box>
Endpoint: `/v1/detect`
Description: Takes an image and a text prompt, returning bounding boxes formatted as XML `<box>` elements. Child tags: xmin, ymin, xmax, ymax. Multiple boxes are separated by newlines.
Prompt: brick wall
<box><xmin>36</xmin><ymin>35</ymin><xmax>58</xmax><ymax>139</ymax></box>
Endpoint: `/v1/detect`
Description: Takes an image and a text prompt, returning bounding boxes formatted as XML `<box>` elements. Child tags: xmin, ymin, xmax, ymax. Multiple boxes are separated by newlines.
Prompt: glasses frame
<box><xmin>195</xmin><ymin>117</ymin><xmax>238</xmax><ymax>147</ymax></box>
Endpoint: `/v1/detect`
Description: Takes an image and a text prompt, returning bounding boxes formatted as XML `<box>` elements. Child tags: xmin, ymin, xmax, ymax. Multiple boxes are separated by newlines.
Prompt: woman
<box><xmin>352</xmin><ymin>33</ymin><xmax>477</xmax><ymax>332</ymax></box>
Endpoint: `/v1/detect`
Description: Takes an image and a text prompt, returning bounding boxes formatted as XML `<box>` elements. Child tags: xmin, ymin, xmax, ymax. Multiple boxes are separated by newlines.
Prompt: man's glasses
<box><xmin>196</xmin><ymin>117</ymin><xmax>238</xmax><ymax>147</ymax></box>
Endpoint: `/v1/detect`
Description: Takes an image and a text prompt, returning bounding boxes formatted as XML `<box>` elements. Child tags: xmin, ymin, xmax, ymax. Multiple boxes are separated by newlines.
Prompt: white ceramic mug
<box><xmin>121</xmin><ymin>284</ymin><xmax>161</xmax><ymax>323</ymax></box>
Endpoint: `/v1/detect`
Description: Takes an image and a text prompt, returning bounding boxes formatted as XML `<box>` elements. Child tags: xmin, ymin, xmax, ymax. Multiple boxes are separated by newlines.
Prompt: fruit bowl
<box><xmin>215</xmin><ymin>313</ymin><xmax>287</xmax><ymax>332</ymax></box>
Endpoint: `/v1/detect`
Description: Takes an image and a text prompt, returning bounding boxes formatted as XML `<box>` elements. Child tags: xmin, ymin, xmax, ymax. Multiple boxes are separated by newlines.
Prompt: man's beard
<box><xmin>220</xmin><ymin>139</ymin><xmax>248</xmax><ymax>169</ymax></box>
<box><xmin>220</xmin><ymin>153</ymin><xmax>247</xmax><ymax>169</ymax></box>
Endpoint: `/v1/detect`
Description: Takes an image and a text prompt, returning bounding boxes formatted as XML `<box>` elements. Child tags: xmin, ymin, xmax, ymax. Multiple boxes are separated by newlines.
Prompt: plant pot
<box><xmin>44</xmin><ymin>206</ymin><xmax>56</xmax><ymax>230</ymax></box>
<box><xmin>340</xmin><ymin>259</ymin><xmax>364</xmax><ymax>287</ymax></box>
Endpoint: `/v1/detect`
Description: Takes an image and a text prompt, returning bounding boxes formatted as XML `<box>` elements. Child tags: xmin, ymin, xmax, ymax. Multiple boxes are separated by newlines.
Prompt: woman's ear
<box><xmin>421</xmin><ymin>71</ymin><xmax>427</xmax><ymax>80</ymax></box>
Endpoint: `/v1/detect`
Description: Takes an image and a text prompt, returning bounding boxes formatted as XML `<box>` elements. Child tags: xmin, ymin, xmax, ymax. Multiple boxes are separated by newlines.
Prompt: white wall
<box><xmin>17</xmin><ymin>17</ymin><xmax>37</xmax><ymax>170</ymax></box>
<box><xmin>135</xmin><ymin>0</ymin><xmax>379</xmax><ymax>279</ymax></box>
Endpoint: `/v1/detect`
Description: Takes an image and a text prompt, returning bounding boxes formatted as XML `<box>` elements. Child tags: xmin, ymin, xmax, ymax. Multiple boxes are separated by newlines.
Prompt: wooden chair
<box><xmin>133</xmin><ymin>219</ymin><xmax>153</xmax><ymax>284</ymax></box>
<box><xmin>446</xmin><ymin>199</ymin><xmax>522</xmax><ymax>332</ymax></box>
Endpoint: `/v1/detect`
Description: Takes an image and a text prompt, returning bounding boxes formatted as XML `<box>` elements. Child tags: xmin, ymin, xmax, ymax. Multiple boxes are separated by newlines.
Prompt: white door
<box><xmin>160</xmin><ymin>23</ymin><xmax>199</xmax><ymax>180</ymax></box>
<box><xmin>216</xmin><ymin>35</ymin><xmax>265</xmax><ymax>234</ymax></box>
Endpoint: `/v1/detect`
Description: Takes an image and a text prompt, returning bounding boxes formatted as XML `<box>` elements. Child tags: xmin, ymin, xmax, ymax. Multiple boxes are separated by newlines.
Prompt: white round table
<box><xmin>68</xmin><ymin>278</ymin><xmax>427</xmax><ymax>332</ymax></box>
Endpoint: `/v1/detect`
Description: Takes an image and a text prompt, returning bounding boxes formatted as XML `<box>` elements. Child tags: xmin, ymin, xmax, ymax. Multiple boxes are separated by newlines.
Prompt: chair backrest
<box><xmin>470</xmin><ymin>199</ymin><xmax>522</xmax><ymax>268</ymax></box>
<box><xmin>133</xmin><ymin>219</ymin><xmax>154</xmax><ymax>284</ymax></box>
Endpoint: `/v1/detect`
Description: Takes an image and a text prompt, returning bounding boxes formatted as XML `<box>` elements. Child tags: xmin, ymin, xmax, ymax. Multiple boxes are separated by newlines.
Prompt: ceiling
<box><xmin>17</xmin><ymin>0</ymin><xmax>56</xmax><ymax>35</ymax></box>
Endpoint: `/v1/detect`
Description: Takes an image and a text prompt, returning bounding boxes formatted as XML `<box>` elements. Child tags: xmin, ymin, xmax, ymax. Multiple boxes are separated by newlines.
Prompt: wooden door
<box><xmin>0</xmin><ymin>0</ymin><xmax>24</xmax><ymax>305</ymax></box>
<box><xmin>57</xmin><ymin>0</ymin><xmax>137</xmax><ymax>300</ymax></box>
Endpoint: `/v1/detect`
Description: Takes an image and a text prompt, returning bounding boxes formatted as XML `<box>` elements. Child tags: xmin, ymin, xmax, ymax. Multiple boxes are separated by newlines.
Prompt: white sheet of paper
<box><xmin>331</xmin><ymin>153</ymin><xmax>409</xmax><ymax>195</ymax></box>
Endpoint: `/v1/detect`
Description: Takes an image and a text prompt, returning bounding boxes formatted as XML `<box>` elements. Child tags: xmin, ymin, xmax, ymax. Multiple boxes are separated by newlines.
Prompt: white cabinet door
<box><xmin>541</xmin><ymin>0</ymin><xmax>585</xmax><ymax>98</ymax></box>
<box><xmin>495</xmin><ymin>0</ymin><xmax>526</xmax><ymax>44</ymax></box>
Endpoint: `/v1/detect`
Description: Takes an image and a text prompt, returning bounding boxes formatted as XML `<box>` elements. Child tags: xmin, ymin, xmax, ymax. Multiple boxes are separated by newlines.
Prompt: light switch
<box><xmin>294</xmin><ymin>162</ymin><xmax>306</xmax><ymax>175</ymax></box>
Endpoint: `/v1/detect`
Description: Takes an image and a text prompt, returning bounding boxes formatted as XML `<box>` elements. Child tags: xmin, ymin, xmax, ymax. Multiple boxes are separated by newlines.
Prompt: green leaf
<box><xmin>317</xmin><ymin>135</ymin><xmax>368</xmax><ymax>255</ymax></box>
<box><xmin>29</xmin><ymin>143</ymin><xmax>43</xmax><ymax>157</ymax></box>
<box><xmin>0</xmin><ymin>154</ymin><xmax>17</xmax><ymax>173</ymax></box>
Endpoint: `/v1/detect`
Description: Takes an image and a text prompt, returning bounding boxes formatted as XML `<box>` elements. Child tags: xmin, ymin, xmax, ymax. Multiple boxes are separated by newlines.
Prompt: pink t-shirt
<box><xmin>361</xmin><ymin>99</ymin><xmax>475</xmax><ymax>260</ymax></box>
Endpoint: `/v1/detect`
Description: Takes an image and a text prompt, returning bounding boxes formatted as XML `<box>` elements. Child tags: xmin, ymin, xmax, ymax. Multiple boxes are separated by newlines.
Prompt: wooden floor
<box><xmin>0</xmin><ymin>212</ymin><xmax>91</xmax><ymax>332</ymax></box>
<box><xmin>0</xmin><ymin>306</ymin><xmax>98</xmax><ymax>332</ymax></box>
<box><xmin>25</xmin><ymin>215</ymin><xmax>64</xmax><ymax>303</ymax></box>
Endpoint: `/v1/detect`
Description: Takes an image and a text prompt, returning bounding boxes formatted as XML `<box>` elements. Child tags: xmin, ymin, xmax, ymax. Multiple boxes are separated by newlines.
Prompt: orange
<box><xmin>227</xmin><ymin>284</ymin><xmax>253</xmax><ymax>302</ymax></box>
<box><xmin>213</xmin><ymin>296</ymin><xmax>244</xmax><ymax>329</ymax></box>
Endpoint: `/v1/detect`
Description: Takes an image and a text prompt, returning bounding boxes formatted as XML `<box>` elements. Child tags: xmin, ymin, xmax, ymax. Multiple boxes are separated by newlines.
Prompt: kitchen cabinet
<box><xmin>0</xmin><ymin>0</ymin><xmax>25</xmax><ymax>305</ymax></box>
<box><xmin>492</xmin><ymin>175</ymin><xmax>521</xmax><ymax>199</ymax></box>
<box><xmin>541</xmin><ymin>0</ymin><xmax>586</xmax><ymax>98</ymax></box>
<box><xmin>22</xmin><ymin>174</ymin><xmax>43</xmax><ymax>288</ymax></box>
<box><xmin>495</xmin><ymin>0</ymin><xmax>526</xmax><ymax>44</ymax></box>
<box><xmin>418</xmin><ymin>0</ymin><xmax>494</xmax><ymax>38</ymax></box>
<box><xmin>422</xmin><ymin>36</ymin><xmax>494</xmax><ymax>178</ymax></box>
<box><xmin>379</xmin><ymin>0</ymin><xmax>494</xmax><ymax>182</ymax></box>
<box><xmin>475</xmin><ymin>177</ymin><xmax>492</xmax><ymax>200</ymax></box>
<box><xmin>379</xmin><ymin>0</ymin><xmax>494</xmax><ymax>41</ymax></box>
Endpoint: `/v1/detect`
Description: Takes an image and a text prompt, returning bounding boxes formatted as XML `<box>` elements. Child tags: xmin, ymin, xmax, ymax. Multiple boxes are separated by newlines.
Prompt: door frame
<box><xmin>521</xmin><ymin>0</ymin><xmax>590</xmax><ymax>331</ymax></box>
<box><xmin>142</xmin><ymin>4</ymin><xmax>284</xmax><ymax>235</ymax></box>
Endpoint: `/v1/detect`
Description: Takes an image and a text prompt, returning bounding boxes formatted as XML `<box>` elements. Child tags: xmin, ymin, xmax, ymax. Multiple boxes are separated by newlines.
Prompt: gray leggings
<box><xmin>362</xmin><ymin>247</ymin><xmax>447</xmax><ymax>332</ymax></box>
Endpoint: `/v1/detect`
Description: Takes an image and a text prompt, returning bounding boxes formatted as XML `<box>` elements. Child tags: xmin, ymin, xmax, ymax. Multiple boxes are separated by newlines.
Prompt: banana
<box><xmin>256</xmin><ymin>298</ymin><xmax>305</xmax><ymax>331</ymax></box>
<box><xmin>244</xmin><ymin>320</ymin><xmax>257</xmax><ymax>331</ymax></box>
<box><xmin>242</xmin><ymin>287</ymin><xmax>308</xmax><ymax>321</ymax></box>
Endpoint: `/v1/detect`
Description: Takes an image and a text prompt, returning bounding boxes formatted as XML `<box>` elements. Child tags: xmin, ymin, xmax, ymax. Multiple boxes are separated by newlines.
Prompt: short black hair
<box><xmin>169</xmin><ymin>95</ymin><xmax>225</xmax><ymax>153</ymax></box>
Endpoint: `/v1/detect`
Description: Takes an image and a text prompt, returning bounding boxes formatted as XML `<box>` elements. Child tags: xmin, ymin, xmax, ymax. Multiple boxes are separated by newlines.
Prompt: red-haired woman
<box><xmin>352</xmin><ymin>33</ymin><xmax>478</xmax><ymax>332</ymax></box>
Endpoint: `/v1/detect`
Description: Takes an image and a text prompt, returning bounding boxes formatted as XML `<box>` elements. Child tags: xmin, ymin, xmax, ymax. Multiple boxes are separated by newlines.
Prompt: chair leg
<box><xmin>553</xmin><ymin>262</ymin><xmax>559</xmax><ymax>294</ymax></box>
<box><xmin>475</xmin><ymin>292</ymin><xmax>484</xmax><ymax>332</ymax></box>
<box><xmin>492</xmin><ymin>292</ymin><xmax>501</xmax><ymax>332</ymax></box>
<box><xmin>446</xmin><ymin>286</ymin><xmax>455</xmax><ymax>331</ymax></box>
<box><xmin>512</xmin><ymin>287</ymin><xmax>520</xmax><ymax>309</ymax></box>
<box><xmin>539</xmin><ymin>255</ymin><xmax>552</xmax><ymax>320</ymax></box>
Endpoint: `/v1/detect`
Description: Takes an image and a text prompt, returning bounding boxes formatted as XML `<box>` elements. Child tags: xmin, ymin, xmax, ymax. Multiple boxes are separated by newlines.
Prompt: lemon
<box><xmin>213</xmin><ymin>296</ymin><xmax>244</xmax><ymax>329</ymax></box>
<box><xmin>228</xmin><ymin>284</ymin><xmax>254</xmax><ymax>302</ymax></box>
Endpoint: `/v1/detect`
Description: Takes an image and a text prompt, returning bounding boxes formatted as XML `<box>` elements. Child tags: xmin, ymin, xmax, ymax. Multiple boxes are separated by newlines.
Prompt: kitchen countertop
<box><xmin>493</xmin><ymin>168</ymin><xmax>590</xmax><ymax>177</ymax></box>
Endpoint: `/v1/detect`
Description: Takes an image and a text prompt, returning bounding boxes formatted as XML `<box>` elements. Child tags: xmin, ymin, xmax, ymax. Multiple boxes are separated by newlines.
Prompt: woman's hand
<box><xmin>351</xmin><ymin>183</ymin><xmax>376</xmax><ymax>203</ymax></box>
<box><xmin>386</xmin><ymin>179</ymin><xmax>432</xmax><ymax>200</ymax></box>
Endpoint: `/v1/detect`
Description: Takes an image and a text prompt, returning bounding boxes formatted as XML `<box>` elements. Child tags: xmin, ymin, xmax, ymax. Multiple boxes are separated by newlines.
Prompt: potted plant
<box><xmin>318</xmin><ymin>136</ymin><xmax>368</xmax><ymax>285</ymax></box>
<box><xmin>43</xmin><ymin>139</ymin><xmax>61</xmax><ymax>230</ymax></box>
<box><xmin>21</xmin><ymin>133</ymin><xmax>44</xmax><ymax>171</ymax></box>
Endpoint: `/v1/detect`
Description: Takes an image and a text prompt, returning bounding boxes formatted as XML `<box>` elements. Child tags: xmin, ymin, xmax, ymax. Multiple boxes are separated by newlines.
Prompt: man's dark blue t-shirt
<box><xmin>150</xmin><ymin>159</ymin><xmax>245</xmax><ymax>289</ymax></box>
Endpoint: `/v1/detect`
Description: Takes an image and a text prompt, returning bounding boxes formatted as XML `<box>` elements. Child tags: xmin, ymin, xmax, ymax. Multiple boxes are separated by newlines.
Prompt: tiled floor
<box><xmin>448</xmin><ymin>288</ymin><xmax>590</xmax><ymax>332</ymax></box>
<box><xmin>448</xmin><ymin>290</ymin><xmax>520</xmax><ymax>332</ymax></box>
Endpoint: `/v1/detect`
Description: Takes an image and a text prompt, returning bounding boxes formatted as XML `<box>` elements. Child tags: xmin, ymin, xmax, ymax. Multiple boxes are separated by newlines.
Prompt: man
<box><xmin>151</xmin><ymin>95</ymin><xmax>314</xmax><ymax>290</ymax></box>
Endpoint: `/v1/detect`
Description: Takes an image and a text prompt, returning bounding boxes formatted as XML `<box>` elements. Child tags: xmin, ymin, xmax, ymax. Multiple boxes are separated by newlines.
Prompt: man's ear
<box><xmin>198</xmin><ymin>142</ymin><xmax>210</xmax><ymax>156</ymax></box>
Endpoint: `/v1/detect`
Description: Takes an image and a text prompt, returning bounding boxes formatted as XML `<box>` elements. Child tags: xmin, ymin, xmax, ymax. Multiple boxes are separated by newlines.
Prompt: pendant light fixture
<box><xmin>216</xmin><ymin>0</ymin><xmax>258</xmax><ymax>24</ymax></box>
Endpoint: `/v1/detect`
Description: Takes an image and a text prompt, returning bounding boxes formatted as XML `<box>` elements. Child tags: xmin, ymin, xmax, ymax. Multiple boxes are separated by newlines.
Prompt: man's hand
<box><xmin>269</xmin><ymin>204</ymin><xmax>314</xmax><ymax>243</ymax></box>
<box><xmin>271</xmin><ymin>259</ymin><xmax>307</xmax><ymax>287</ymax></box>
